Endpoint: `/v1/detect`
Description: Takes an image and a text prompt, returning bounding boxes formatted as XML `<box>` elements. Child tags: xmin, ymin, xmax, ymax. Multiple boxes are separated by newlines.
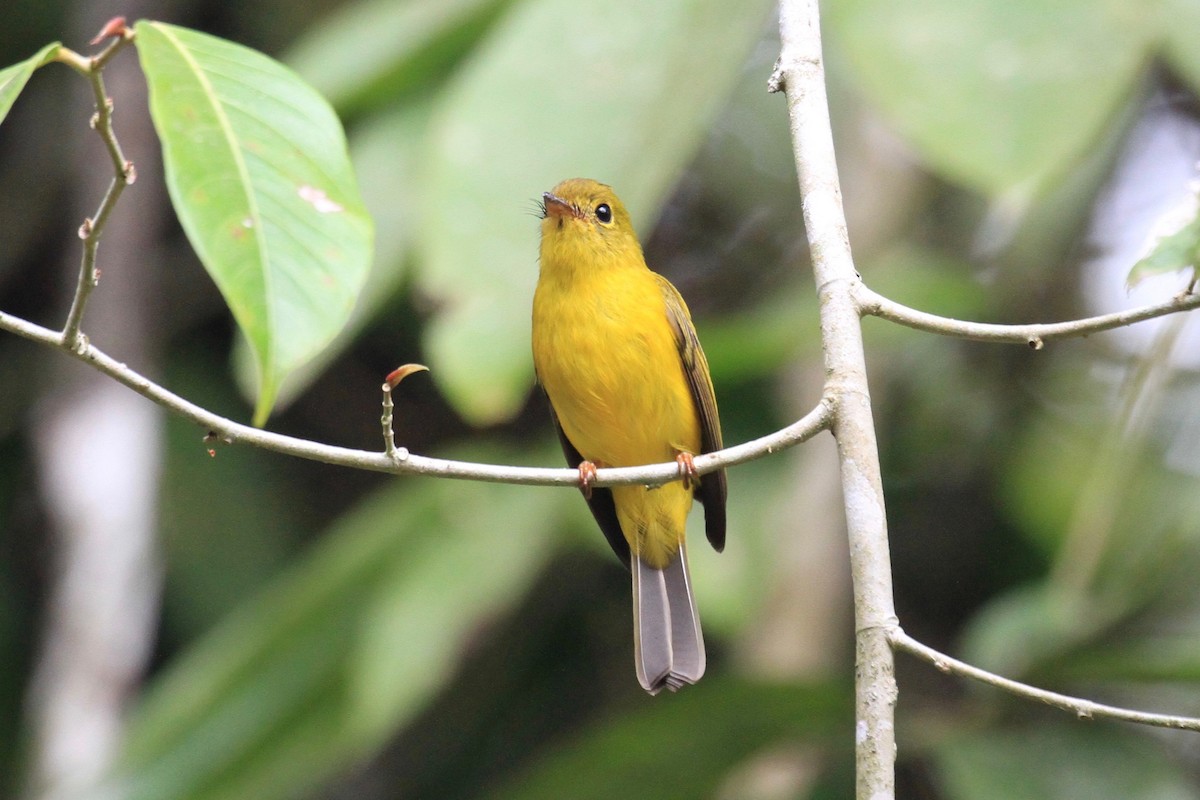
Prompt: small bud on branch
<box><xmin>90</xmin><ymin>17</ymin><xmax>129</xmax><ymax>46</ymax></box>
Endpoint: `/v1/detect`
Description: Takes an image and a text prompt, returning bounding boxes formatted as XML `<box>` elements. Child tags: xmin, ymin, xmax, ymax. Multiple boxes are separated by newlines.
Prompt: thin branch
<box><xmin>889</xmin><ymin>627</ymin><xmax>1200</xmax><ymax>732</ymax></box>
<box><xmin>0</xmin><ymin>309</ymin><xmax>833</xmax><ymax>488</ymax></box>
<box><xmin>772</xmin><ymin>1</ymin><xmax>899</xmax><ymax>797</ymax></box>
<box><xmin>857</xmin><ymin>283</ymin><xmax>1200</xmax><ymax>349</ymax></box>
<box><xmin>381</xmin><ymin>384</ymin><xmax>397</xmax><ymax>459</ymax></box>
<box><xmin>53</xmin><ymin>21</ymin><xmax>133</xmax><ymax>75</ymax></box>
<box><xmin>382</xmin><ymin>363</ymin><xmax>429</xmax><ymax>460</ymax></box>
<box><xmin>58</xmin><ymin>37</ymin><xmax>137</xmax><ymax>352</ymax></box>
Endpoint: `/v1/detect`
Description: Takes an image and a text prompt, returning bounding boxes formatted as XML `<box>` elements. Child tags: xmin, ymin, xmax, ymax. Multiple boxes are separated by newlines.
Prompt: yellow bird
<box><xmin>531</xmin><ymin>178</ymin><xmax>727</xmax><ymax>694</ymax></box>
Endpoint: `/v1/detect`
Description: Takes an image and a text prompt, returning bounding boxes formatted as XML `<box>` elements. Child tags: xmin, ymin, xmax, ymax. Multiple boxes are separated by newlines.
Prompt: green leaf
<box><xmin>0</xmin><ymin>42</ymin><xmax>59</xmax><ymax>126</ymax></box>
<box><xmin>935</xmin><ymin>725</ymin><xmax>1196</xmax><ymax>800</ymax></box>
<box><xmin>233</xmin><ymin>102</ymin><xmax>432</xmax><ymax>411</ymax></box>
<box><xmin>489</xmin><ymin>680</ymin><xmax>847</xmax><ymax>800</ymax></box>
<box><xmin>134</xmin><ymin>21</ymin><xmax>373</xmax><ymax>425</ymax></box>
<box><xmin>285</xmin><ymin>0</ymin><xmax>514</xmax><ymax>115</ymax></box>
<box><xmin>824</xmin><ymin>0</ymin><xmax>1155</xmax><ymax>195</ymax></box>
<box><xmin>1127</xmin><ymin>210</ymin><xmax>1200</xmax><ymax>289</ymax></box>
<box><xmin>419</xmin><ymin>0</ymin><xmax>774</xmax><ymax>424</ymax></box>
<box><xmin>109</xmin><ymin>448</ymin><xmax>568</xmax><ymax>800</ymax></box>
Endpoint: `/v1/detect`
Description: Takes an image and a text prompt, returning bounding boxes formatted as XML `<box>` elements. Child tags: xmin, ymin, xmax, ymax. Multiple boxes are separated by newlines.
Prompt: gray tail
<box><xmin>631</xmin><ymin>540</ymin><xmax>705</xmax><ymax>694</ymax></box>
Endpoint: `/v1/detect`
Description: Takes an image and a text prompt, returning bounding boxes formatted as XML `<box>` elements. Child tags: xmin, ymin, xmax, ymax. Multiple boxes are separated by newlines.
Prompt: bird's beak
<box><xmin>542</xmin><ymin>192</ymin><xmax>580</xmax><ymax>220</ymax></box>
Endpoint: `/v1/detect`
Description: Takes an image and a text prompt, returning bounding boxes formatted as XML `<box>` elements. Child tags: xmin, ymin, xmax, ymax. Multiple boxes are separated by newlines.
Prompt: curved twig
<box><xmin>857</xmin><ymin>283</ymin><xmax>1200</xmax><ymax>350</ymax></box>
<box><xmin>0</xmin><ymin>308</ymin><xmax>833</xmax><ymax>487</ymax></box>
<box><xmin>889</xmin><ymin>627</ymin><xmax>1200</xmax><ymax>732</ymax></box>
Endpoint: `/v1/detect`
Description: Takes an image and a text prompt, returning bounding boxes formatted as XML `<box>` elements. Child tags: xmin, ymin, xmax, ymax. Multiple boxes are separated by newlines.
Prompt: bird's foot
<box><xmin>675</xmin><ymin>452</ymin><xmax>699</xmax><ymax>490</ymax></box>
<box><xmin>578</xmin><ymin>460</ymin><xmax>599</xmax><ymax>499</ymax></box>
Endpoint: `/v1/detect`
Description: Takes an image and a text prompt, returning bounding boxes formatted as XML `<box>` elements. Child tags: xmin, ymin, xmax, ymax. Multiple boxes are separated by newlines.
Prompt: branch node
<box><xmin>1027</xmin><ymin>336</ymin><xmax>1044</xmax><ymax>350</ymax></box>
<box><xmin>78</xmin><ymin>218</ymin><xmax>93</xmax><ymax>239</ymax></box>
<box><xmin>123</xmin><ymin>160</ymin><xmax>137</xmax><ymax>185</ymax></box>
<box><xmin>202</xmin><ymin>430</ymin><xmax>233</xmax><ymax>458</ymax></box>
<box><xmin>767</xmin><ymin>58</ymin><xmax>786</xmax><ymax>93</ymax></box>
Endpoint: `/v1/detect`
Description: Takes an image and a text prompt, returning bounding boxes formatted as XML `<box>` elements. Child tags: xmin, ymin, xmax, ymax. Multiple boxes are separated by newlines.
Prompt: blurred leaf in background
<box><xmin>489</xmin><ymin>679</ymin><xmax>848</xmax><ymax>800</ymax></box>
<box><xmin>935</xmin><ymin>725</ymin><xmax>1196</xmax><ymax>800</ymax></box>
<box><xmin>825</xmin><ymin>0</ymin><xmax>1157</xmax><ymax>197</ymax></box>
<box><xmin>416</xmin><ymin>0</ymin><xmax>775</xmax><ymax>423</ymax></box>
<box><xmin>111</xmin><ymin>446</ymin><xmax>570</xmax><ymax>800</ymax></box>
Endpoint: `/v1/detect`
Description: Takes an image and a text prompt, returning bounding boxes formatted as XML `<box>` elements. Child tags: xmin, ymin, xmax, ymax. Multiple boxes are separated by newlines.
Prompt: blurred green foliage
<box><xmin>2</xmin><ymin>0</ymin><xmax>1200</xmax><ymax>798</ymax></box>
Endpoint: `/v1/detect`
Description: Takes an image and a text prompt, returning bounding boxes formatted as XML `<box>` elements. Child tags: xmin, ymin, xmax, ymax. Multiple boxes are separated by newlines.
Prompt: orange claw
<box><xmin>675</xmin><ymin>452</ymin><xmax>699</xmax><ymax>490</ymax></box>
<box><xmin>578</xmin><ymin>460</ymin><xmax>598</xmax><ymax>499</ymax></box>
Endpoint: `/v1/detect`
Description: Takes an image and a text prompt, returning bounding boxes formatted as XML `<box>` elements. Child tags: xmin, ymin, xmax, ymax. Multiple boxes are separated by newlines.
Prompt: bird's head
<box><xmin>539</xmin><ymin>178</ymin><xmax>643</xmax><ymax>272</ymax></box>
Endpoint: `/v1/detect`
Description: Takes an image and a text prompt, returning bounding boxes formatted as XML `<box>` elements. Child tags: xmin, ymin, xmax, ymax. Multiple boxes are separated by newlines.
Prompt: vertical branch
<box><xmin>771</xmin><ymin>0</ymin><xmax>899</xmax><ymax>797</ymax></box>
<box><xmin>59</xmin><ymin>32</ymin><xmax>136</xmax><ymax>351</ymax></box>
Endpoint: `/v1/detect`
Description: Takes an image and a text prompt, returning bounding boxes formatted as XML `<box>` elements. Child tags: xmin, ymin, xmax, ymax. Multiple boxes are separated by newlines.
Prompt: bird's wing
<box><xmin>545</xmin><ymin>397</ymin><xmax>631</xmax><ymax>568</ymax></box>
<box><xmin>656</xmin><ymin>274</ymin><xmax>727</xmax><ymax>552</ymax></box>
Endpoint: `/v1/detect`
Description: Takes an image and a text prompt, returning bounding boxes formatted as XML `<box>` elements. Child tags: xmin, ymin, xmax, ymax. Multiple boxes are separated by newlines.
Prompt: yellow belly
<box><xmin>533</xmin><ymin>268</ymin><xmax>700</xmax><ymax>568</ymax></box>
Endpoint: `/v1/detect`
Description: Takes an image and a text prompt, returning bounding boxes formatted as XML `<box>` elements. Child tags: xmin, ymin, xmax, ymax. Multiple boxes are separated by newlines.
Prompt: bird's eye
<box><xmin>595</xmin><ymin>203</ymin><xmax>613</xmax><ymax>224</ymax></box>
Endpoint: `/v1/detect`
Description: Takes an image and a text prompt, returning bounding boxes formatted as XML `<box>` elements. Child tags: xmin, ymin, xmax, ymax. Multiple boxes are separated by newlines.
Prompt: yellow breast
<box><xmin>532</xmin><ymin>265</ymin><xmax>700</xmax><ymax>470</ymax></box>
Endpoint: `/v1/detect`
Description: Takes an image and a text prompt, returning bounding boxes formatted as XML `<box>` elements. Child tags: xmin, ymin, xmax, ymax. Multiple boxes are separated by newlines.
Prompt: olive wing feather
<box><xmin>656</xmin><ymin>275</ymin><xmax>727</xmax><ymax>552</ymax></box>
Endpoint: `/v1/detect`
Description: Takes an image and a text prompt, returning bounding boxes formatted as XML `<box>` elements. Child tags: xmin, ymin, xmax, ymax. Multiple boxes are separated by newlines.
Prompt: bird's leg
<box><xmin>675</xmin><ymin>452</ymin><xmax>699</xmax><ymax>490</ymax></box>
<box><xmin>577</xmin><ymin>460</ymin><xmax>600</xmax><ymax>499</ymax></box>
